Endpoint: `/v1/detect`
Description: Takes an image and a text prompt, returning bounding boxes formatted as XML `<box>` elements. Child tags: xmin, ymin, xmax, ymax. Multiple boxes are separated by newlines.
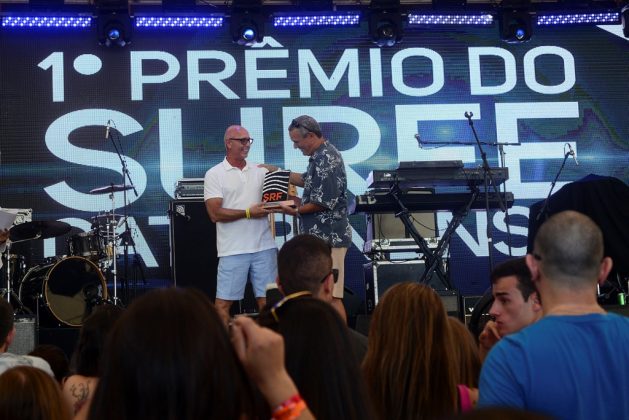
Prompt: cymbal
<box><xmin>89</xmin><ymin>184</ymin><xmax>133</xmax><ymax>195</ymax></box>
<box><xmin>9</xmin><ymin>221</ymin><xmax>71</xmax><ymax>242</ymax></box>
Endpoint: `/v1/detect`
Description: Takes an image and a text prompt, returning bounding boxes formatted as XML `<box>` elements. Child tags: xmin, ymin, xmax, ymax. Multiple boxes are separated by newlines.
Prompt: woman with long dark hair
<box><xmin>259</xmin><ymin>295</ymin><xmax>374</xmax><ymax>420</ymax></box>
<box><xmin>363</xmin><ymin>282</ymin><xmax>460</xmax><ymax>420</ymax></box>
<box><xmin>87</xmin><ymin>288</ymin><xmax>254</xmax><ymax>420</ymax></box>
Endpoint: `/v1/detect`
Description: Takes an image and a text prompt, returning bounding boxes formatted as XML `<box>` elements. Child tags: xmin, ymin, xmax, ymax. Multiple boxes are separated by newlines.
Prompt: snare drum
<box><xmin>19</xmin><ymin>256</ymin><xmax>108</xmax><ymax>327</ymax></box>
<box><xmin>68</xmin><ymin>230</ymin><xmax>105</xmax><ymax>261</ymax></box>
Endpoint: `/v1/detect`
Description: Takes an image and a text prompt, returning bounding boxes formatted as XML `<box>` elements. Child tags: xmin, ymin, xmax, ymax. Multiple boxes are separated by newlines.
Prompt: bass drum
<box><xmin>19</xmin><ymin>256</ymin><xmax>108</xmax><ymax>327</ymax></box>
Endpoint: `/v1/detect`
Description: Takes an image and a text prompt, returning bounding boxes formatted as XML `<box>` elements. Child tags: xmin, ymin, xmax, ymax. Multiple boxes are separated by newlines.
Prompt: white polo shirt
<box><xmin>204</xmin><ymin>158</ymin><xmax>276</xmax><ymax>257</ymax></box>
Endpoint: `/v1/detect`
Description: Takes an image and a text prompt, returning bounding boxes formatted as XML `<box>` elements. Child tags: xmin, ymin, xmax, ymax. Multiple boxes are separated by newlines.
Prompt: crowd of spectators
<box><xmin>0</xmin><ymin>210</ymin><xmax>627</xmax><ymax>420</ymax></box>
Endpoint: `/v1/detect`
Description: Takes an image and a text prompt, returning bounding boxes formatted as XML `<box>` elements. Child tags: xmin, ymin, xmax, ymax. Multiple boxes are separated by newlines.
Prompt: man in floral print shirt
<box><xmin>263</xmin><ymin>115</ymin><xmax>351</xmax><ymax>321</ymax></box>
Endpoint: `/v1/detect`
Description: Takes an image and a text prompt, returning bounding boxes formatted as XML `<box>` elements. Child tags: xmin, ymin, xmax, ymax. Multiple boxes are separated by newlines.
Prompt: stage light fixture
<box><xmin>93</xmin><ymin>0</ymin><xmax>131</xmax><ymax>47</ymax></box>
<box><xmin>97</xmin><ymin>12</ymin><xmax>132</xmax><ymax>47</ymax></box>
<box><xmin>499</xmin><ymin>8</ymin><xmax>533</xmax><ymax>43</ymax></box>
<box><xmin>2</xmin><ymin>16</ymin><xmax>92</xmax><ymax>28</ymax></box>
<box><xmin>135</xmin><ymin>16</ymin><xmax>223</xmax><ymax>28</ymax></box>
<box><xmin>369</xmin><ymin>0</ymin><xmax>403</xmax><ymax>48</ymax></box>
<box><xmin>408</xmin><ymin>13</ymin><xmax>494</xmax><ymax>26</ymax></box>
<box><xmin>273</xmin><ymin>13</ymin><xmax>360</xmax><ymax>27</ymax></box>
<box><xmin>230</xmin><ymin>0</ymin><xmax>264</xmax><ymax>46</ymax></box>
<box><xmin>231</xmin><ymin>15</ymin><xmax>264</xmax><ymax>46</ymax></box>
<box><xmin>536</xmin><ymin>12</ymin><xmax>620</xmax><ymax>26</ymax></box>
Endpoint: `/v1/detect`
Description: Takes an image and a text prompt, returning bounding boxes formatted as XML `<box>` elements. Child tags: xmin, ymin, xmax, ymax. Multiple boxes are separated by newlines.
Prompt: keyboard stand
<box><xmin>388</xmin><ymin>184</ymin><xmax>479</xmax><ymax>290</ymax></box>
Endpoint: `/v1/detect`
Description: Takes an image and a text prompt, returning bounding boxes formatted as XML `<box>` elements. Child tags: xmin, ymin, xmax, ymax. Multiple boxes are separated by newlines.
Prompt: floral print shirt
<box><xmin>299</xmin><ymin>141</ymin><xmax>352</xmax><ymax>247</ymax></box>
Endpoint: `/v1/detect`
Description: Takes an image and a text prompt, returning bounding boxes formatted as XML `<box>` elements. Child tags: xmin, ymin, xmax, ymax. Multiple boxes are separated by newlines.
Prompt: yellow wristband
<box><xmin>245</xmin><ymin>208</ymin><xmax>251</xmax><ymax>219</ymax></box>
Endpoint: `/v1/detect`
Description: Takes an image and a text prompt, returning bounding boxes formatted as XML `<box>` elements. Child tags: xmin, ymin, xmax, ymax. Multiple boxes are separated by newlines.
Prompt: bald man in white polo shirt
<box><xmin>204</xmin><ymin>125</ymin><xmax>278</xmax><ymax>323</ymax></box>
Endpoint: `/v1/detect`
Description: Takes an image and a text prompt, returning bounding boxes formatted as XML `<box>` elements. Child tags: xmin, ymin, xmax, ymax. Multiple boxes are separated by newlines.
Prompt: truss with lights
<box><xmin>0</xmin><ymin>0</ymin><xmax>626</xmax><ymax>44</ymax></box>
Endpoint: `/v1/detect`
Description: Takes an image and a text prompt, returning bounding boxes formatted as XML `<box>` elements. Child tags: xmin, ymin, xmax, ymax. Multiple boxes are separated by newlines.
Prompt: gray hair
<box><xmin>288</xmin><ymin>115</ymin><xmax>322</xmax><ymax>138</ymax></box>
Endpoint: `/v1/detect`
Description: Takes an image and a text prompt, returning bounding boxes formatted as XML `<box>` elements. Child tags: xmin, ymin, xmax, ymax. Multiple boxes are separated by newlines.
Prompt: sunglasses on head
<box><xmin>271</xmin><ymin>290</ymin><xmax>312</xmax><ymax>323</ymax></box>
<box><xmin>290</xmin><ymin>119</ymin><xmax>321</xmax><ymax>137</ymax></box>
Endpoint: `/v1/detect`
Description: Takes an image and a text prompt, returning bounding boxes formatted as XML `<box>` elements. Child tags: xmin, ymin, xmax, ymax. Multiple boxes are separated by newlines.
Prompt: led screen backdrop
<box><xmin>1</xmin><ymin>21</ymin><xmax>628</xmax><ymax>298</ymax></box>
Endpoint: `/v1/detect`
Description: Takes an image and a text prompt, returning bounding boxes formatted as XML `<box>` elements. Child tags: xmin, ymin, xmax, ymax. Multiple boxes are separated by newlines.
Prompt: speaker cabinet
<box><xmin>8</xmin><ymin>316</ymin><xmax>36</xmax><ymax>355</ymax></box>
<box><xmin>462</xmin><ymin>295</ymin><xmax>484</xmax><ymax>326</ymax></box>
<box><xmin>366</xmin><ymin>190</ymin><xmax>437</xmax><ymax>241</ymax></box>
<box><xmin>169</xmin><ymin>200</ymin><xmax>219</xmax><ymax>299</ymax></box>
<box><xmin>364</xmin><ymin>260</ymin><xmax>459</xmax><ymax>317</ymax></box>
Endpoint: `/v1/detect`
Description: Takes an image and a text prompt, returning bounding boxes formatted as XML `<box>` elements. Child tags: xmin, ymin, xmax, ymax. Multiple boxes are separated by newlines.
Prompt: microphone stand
<box><xmin>535</xmin><ymin>150</ymin><xmax>571</xmax><ymax>223</ymax></box>
<box><xmin>415</xmin><ymin>135</ymin><xmax>522</xmax><ymax>256</ymax></box>
<box><xmin>416</xmin><ymin>136</ymin><xmax>518</xmax><ymax>256</ymax></box>
<box><xmin>106</xmin><ymin>122</ymin><xmax>139</xmax><ymax>306</ymax></box>
<box><xmin>497</xmin><ymin>144</ymin><xmax>513</xmax><ymax>257</ymax></box>
<box><xmin>464</xmin><ymin>112</ymin><xmax>509</xmax><ymax>272</ymax></box>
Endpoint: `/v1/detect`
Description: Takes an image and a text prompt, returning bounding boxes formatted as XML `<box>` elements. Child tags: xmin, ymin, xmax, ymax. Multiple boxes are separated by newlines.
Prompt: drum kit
<box><xmin>1</xmin><ymin>184</ymin><xmax>134</xmax><ymax>328</ymax></box>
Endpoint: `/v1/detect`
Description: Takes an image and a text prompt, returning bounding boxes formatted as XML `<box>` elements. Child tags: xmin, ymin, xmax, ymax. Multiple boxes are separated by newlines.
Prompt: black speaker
<box><xmin>8</xmin><ymin>316</ymin><xmax>36</xmax><ymax>355</ymax></box>
<box><xmin>169</xmin><ymin>200</ymin><xmax>219</xmax><ymax>299</ymax></box>
<box><xmin>462</xmin><ymin>295</ymin><xmax>484</xmax><ymax>326</ymax></box>
<box><xmin>364</xmin><ymin>260</ymin><xmax>459</xmax><ymax>317</ymax></box>
<box><xmin>468</xmin><ymin>291</ymin><xmax>494</xmax><ymax>340</ymax></box>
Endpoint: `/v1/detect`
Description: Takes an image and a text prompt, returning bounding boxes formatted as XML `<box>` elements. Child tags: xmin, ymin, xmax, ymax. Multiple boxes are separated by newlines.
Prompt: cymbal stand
<box><xmin>1</xmin><ymin>241</ymin><xmax>32</xmax><ymax>314</ymax></box>
<box><xmin>106</xmin><ymin>120</ymin><xmax>139</xmax><ymax>304</ymax></box>
<box><xmin>104</xmin><ymin>189</ymin><xmax>121</xmax><ymax>306</ymax></box>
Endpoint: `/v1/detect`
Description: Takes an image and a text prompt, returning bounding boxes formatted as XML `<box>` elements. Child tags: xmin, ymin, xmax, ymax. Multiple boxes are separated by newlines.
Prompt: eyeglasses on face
<box><xmin>270</xmin><ymin>290</ymin><xmax>312</xmax><ymax>323</ymax></box>
<box><xmin>228</xmin><ymin>137</ymin><xmax>254</xmax><ymax>146</ymax></box>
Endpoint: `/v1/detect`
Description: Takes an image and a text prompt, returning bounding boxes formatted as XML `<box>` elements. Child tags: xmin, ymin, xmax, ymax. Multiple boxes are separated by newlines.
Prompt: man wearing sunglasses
<box><xmin>204</xmin><ymin>125</ymin><xmax>277</xmax><ymax>323</ymax></box>
<box><xmin>261</xmin><ymin>115</ymin><xmax>351</xmax><ymax>321</ymax></box>
<box><xmin>270</xmin><ymin>234</ymin><xmax>367</xmax><ymax>362</ymax></box>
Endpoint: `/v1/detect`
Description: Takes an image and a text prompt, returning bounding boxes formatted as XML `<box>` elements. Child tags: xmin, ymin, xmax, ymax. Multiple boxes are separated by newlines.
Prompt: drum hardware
<box><xmin>42</xmin><ymin>256</ymin><xmax>62</xmax><ymax>266</ymax></box>
<box><xmin>1</xmin><ymin>243</ymin><xmax>31</xmax><ymax>314</ymax></box>
<box><xmin>88</xmin><ymin>187</ymin><xmax>122</xmax><ymax>306</ymax></box>
<box><xmin>91</xmin><ymin>212</ymin><xmax>125</xmax><ymax>231</ymax></box>
<box><xmin>0</xmin><ymin>253</ymin><xmax>26</xmax><ymax>292</ymax></box>
<box><xmin>95</xmin><ymin>123</ymin><xmax>140</xmax><ymax>306</ymax></box>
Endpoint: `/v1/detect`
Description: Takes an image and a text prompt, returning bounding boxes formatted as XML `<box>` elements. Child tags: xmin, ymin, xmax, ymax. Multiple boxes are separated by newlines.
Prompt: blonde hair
<box><xmin>0</xmin><ymin>365</ymin><xmax>71</xmax><ymax>420</ymax></box>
